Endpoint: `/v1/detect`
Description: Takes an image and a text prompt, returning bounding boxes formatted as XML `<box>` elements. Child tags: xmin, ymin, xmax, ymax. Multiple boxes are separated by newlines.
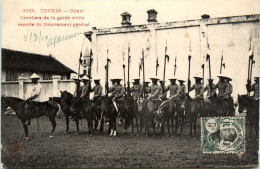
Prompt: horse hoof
<box><xmin>153</xmin><ymin>135</ymin><xmax>155</xmax><ymax>137</ymax></box>
<box><xmin>24</xmin><ymin>137</ymin><xmax>30</xmax><ymax>141</ymax></box>
<box><xmin>64</xmin><ymin>131</ymin><xmax>69</xmax><ymax>134</ymax></box>
<box><xmin>106</xmin><ymin>122</ymin><xmax>109</xmax><ymax>125</ymax></box>
<box><xmin>130</xmin><ymin>133</ymin><xmax>133</xmax><ymax>136</ymax></box>
<box><xmin>75</xmin><ymin>132</ymin><xmax>79</xmax><ymax>135</ymax></box>
<box><xmin>89</xmin><ymin>134</ymin><xmax>93</xmax><ymax>136</ymax></box>
<box><xmin>49</xmin><ymin>135</ymin><xmax>54</xmax><ymax>138</ymax></box>
<box><xmin>146</xmin><ymin>135</ymin><xmax>149</xmax><ymax>137</ymax></box>
<box><xmin>193</xmin><ymin>137</ymin><xmax>196</xmax><ymax>139</ymax></box>
<box><xmin>136</xmin><ymin>133</ymin><xmax>139</xmax><ymax>136</ymax></box>
<box><xmin>124</xmin><ymin>130</ymin><xmax>127</xmax><ymax>134</ymax></box>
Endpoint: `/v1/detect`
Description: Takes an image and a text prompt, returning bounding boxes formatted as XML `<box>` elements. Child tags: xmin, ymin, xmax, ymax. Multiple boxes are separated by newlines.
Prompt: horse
<box><xmin>70</xmin><ymin>96</ymin><xmax>94</xmax><ymax>135</ymax></box>
<box><xmin>215</xmin><ymin>97</ymin><xmax>229</xmax><ymax>116</ymax></box>
<box><xmin>137</xmin><ymin>98</ymin><xmax>145</xmax><ymax>133</ymax></box>
<box><xmin>204</xmin><ymin>96</ymin><xmax>217</xmax><ymax>117</ymax></box>
<box><xmin>184</xmin><ymin>94</ymin><xmax>200</xmax><ymax>138</ymax></box>
<box><xmin>100</xmin><ymin>95</ymin><xmax>118</xmax><ymax>136</ymax></box>
<box><xmin>2</xmin><ymin>96</ymin><xmax>61</xmax><ymax>140</ymax></box>
<box><xmin>121</xmin><ymin>93</ymin><xmax>139</xmax><ymax>135</ymax></box>
<box><xmin>91</xmin><ymin>97</ymin><xmax>103</xmax><ymax>132</ymax></box>
<box><xmin>238</xmin><ymin>94</ymin><xmax>259</xmax><ymax>138</ymax></box>
<box><xmin>60</xmin><ymin>90</ymin><xmax>77</xmax><ymax>133</ymax></box>
<box><xmin>155</xmin><ymin>99</ymin><xmax>176</xmax><ymax>136</ymax></box>
<box><xmin>142</xmin><ymin>98</ymin><xmax>158</xmax><ymax>136</ymax></box>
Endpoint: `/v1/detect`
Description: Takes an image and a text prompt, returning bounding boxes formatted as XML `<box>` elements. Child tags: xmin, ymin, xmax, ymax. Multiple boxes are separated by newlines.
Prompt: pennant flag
<box><xmin>188</xmin><ymin>38</ymin><xmax>192</xmax><ymax>57</ymax></box>
<box><xmin>248</xmin><ymin>36</ymin><xmax>253</xmax><ymax>57</ymax></box>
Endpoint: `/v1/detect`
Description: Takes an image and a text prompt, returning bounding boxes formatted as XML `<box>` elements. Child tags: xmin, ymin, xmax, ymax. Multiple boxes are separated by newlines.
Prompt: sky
<box><xmin>2</xmin><ymin>0</ymin><xmax>260</xmax><ymax>72</ymax></box>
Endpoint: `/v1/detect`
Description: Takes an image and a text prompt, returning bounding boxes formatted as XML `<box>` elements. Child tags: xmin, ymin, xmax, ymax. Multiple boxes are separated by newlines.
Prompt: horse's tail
<box><xmin>56</xmin><ymin>103</ymin><xmax>62</xmax><ymax>119</ymax></box>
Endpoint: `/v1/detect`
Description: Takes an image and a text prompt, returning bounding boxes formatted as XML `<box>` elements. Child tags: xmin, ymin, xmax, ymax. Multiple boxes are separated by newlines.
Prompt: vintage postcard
<box><xmin>1</xmin><ymin>0</ymin><xmax>259</xmax><ymax>168</ymax></box>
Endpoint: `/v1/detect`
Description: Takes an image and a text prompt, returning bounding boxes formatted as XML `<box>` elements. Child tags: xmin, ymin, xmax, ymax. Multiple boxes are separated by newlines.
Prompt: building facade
<box><xmin>84</xmin><ymin>11</ymin><xmax>259</xmax><ymax>99</ymax></box>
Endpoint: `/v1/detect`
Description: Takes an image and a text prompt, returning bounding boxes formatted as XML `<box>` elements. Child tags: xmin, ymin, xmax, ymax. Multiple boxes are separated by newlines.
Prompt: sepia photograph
<box><xmin>1</xmin><ymin>0</ymin><xmax>259</xmax><ymax>168</ymax></box>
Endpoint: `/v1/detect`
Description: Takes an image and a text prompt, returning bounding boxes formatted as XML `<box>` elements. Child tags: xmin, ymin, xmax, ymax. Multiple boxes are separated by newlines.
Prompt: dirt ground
<box><xmin>1</xmin><ymin>115</ymin><xmax>258</xmax><ymax>168</ymax></box>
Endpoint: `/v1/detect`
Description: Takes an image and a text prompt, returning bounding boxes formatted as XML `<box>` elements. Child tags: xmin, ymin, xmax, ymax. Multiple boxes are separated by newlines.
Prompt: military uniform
<box><xmin>179</xmin><ymin>84</ymin><xmax>186</xmax><ymax>97</ymax></box>
<box><xmin>29</xmin><ymin>83</ymin><xmax>43</xmax><ymax>101</ymax></box>
<box><xmin>166</xmin><ymin>84</ymin><xmax>179</xmax><ymax>99</ymax></box>
<box><xmin>73</xmin><ymin>83</ymin><xmax>82</xmax><ymax>97</ymax></box>
<box><xmin>190</xmin><ymin>83</ymin><xmax>204</xmax><ymax>99</ymax></box>
<box><xmin>143</xmin><ymin>85</ymin><xmax>151</xmax><ymax>97</ymax></box>
<box><xmin>149</xmin><ymin>84</ymin><xmax>161</xmax><ymax>100</ymax></box>
<box><xmin>130</xmin><ymin>84</ymin><xmax>143</xmax><ymax>99</ymax></box>
<box><xmin>248</xmin><ymin>83</ymin><xmax>259</xmax><ymax>100</ymax></box>
<box><xmin>91</xmin><ymin>84</ymin><xmax>103</xmax><ymax>99</ymax></box>
<box><xmin>213</xmin><ymin>81</ymin><xmax>228</xmax><ymax>98</ymax></box>
<box><xmin>80</xmin><ymin>83</ymin><xmax>91</xmax><ymax>99</ymax></box>
<box><xmin>204</xmin><ymin>83</ymin><xmax>216</xmax><ymax>97</ymax></box>
<box><xmin>159</xmin><ymin>85</ymin><xmax>167</xmax><ymax>100</ymax></box>
<box><xmin>110</xmin><ymin>84</ymin><xmax>124</xmax><ymax>99</ymax></box>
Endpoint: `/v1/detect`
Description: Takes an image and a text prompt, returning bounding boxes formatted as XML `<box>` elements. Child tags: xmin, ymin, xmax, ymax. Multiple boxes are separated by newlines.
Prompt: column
<box><xmin>52</xmin><ymin>75</ymin><xmax>61</xmax><ymax>97</ymax></box>
<box><xmin>18</xmin><ymin>74</ymin><xmax>28</xmax><ymax>99</ymax></box>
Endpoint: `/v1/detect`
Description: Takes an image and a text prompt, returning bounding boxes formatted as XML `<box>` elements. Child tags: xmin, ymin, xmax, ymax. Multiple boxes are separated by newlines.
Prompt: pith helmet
<box><xmin>150</xmin><ymin>76</ymin><xmax>159</xmax><ymax>81</ymax></box>
<box><xmin>30</xmin><ymin>73</ymin><xmax>40</xmax><ymax>79</ymax></box>
<box><xmin>193</xmin><ymin>73</ymin><xmax>203</xmax><ymax>79</ymax></box>
<box><xmin>81</xmin><ymin>75</ymin><xmax>90</xmax><ymax>81</ymax></box>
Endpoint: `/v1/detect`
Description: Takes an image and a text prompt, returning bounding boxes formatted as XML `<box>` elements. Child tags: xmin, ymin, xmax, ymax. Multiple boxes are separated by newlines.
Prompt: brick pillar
<box><xmin>52</xmin><ymin>75</ymin><xmax>61</xmax><ymax>97</ymax></box>
<box><xmin>18</xmin><ymin>74</ymin><xmax>28</xmax><ymax>99</ymax></box>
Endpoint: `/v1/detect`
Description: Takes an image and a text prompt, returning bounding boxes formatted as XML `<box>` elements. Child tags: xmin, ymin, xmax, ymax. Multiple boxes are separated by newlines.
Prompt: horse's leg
<box><xmin>113</xmin><ymin>115</ymin><xmax>117</xmax><ymax>136</ymax></box>
<box><xmin>167</xmin><ymin>118</ymin><xmax>170</xmax><ymax>136</ymax></box>
<box><xmin>175</xmin><ymin>115</ymin><xmax>178</xmax><ymax>134</ymax></box>
<box><xmin>65</xmin><ymin>114</ymin><xmax>69</xmax><ymax>133</ymax></box>
<box><xmin>189</xmin><ymin>118</ymin><xmax>192</xmax><ymax>138</ymax></box>
<box><xmin>152</xmin><ymin>117</ymin><xmax>155</xmax><ymax>136</ymax></box>
<box><xmin>48</xmin><ymin>115</ymin><xmax>57</xmax><ymax>137</ymax></box>
<box><xmin>75</xmin><ymin>116</ymin><xmax>80</xmax><ymax>135</ymax></box>
<box><xmin>22</xmin><ymin>120</ymin><xmax>29</xmax><ymax>140</ymax></box>
<box><xmin>181</xmin><ymin>115</ymin><xmax>184</xmax><ymax>134</ymax></box>
<box><xmin>124</xmin><ymin>116</ymin><xmax>128</xmax><ymax>134</ymax></box>
<box><xmin>100</xmin><ymin>118</ymin><xmax>104</xmax><ymax>132</ymax></box>
<box><xmin>193</xmin><ymin>115</ymin><xmax>197</xmax><ymax>137</ymax></box>
<box><xmin>135</xmin><ymin>114</ymin><xmax>139</xmax><ymax>135</ymax></box>
<box><xmin>131</xmin><ymin>116</ymin><xmax>134</xmax><ymax>135</ymax></box>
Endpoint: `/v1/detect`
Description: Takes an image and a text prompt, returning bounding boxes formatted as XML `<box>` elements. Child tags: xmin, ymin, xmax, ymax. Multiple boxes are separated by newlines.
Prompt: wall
<box><xmin>1</xmin><ymin>81</ymin><xmax>19</xmax><ymax>97</ymax></box>
<box><xmin>87</xmin><ymin>14</ymin><xmax>259</xmax><ymax>101</ymax></box>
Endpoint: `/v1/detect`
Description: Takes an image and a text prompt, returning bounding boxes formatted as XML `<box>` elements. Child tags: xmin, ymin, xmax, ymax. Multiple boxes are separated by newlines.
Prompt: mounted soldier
<box><xmin>128</xmin><ymin>78</ymin><xmax>143</xmax><ymax>99</ymax></box>
<box><xmin>213</xmin><ymin>75</ymin><xmax>228</xmax><ymax>98</ymax></box>
<box><xmin>178</xmin><ymin>79</ymin><xmax>186</xmax><ymax>98</ymax></box>
<box><xmin>224</xmin><ymin>76</ymin><xmax>234</xmax><ymax>115</ymax></box>
<box><xmin>165</xmin><ymin>77</ymin><xmax>179</xmax><ymax>100</ymax></box>
<box><xmin>71</xmin><ymin>74</ymin><xmax>82</xmax><ymax>98</ymax></box>
<box><xmin>147</xmin><ymin>77</ymin><xmax>162</xmax><ymax>109</ymax></box>
<box><xmin>80</xmin><ymin>75</ymin><xmax>91</xmax><ymax>100</ymax></box>
<box><xmin>159</xmin><ymin>80</ymin><xmax>167</xmax><ymax>101</ymax></box>
<box><xmin>247</xmin><ymin>76</ymin><xmax>259</xmax><ymax>101</ymax></box>
<box><xmin>143</xmin><ymin>82</ymin><xmax>151</xmax><ymax>98</ymax></box>
<box><xmin>204</xmin><ymin>79</ymin><xmax>216</xmax><ymax>101</ymax></box>
<box><xmin>106</xmin><ymin>78</ymin><xmax>124</xmax><ymax>112</ymax></box>
<box><xmin>188</xmin><ymin>74</ymin><xmax>205</xmax><ymax>116</ymax></box>
<box><xmin>25</xmin><ymin>73</ymin><xmax>58</xmax><ymax>125</ymax></box>
<box><xmin>91</xmin><ymin>78</ymin><xmax>103</xmax><ymax>102</ymax></box>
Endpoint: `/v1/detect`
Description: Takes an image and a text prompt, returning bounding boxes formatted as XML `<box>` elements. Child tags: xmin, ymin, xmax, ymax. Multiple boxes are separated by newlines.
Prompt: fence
<box><xmin>1</xmin><ymin>75</ymin><xmax>76</xmax><ymax>99</ymax></box>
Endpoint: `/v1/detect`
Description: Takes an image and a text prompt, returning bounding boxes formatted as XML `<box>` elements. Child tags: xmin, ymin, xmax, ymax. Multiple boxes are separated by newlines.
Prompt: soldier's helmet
<box><xmin>30</xmin><ymin>73</ymin><xmax>40</xmax><ymax>79</ymax></box>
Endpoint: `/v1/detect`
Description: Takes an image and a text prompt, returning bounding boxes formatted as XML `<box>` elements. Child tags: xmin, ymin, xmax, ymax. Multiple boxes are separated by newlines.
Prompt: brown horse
<box><xmin>98</xmin><ymin>95</ymin><xmax>118</xmax><ymax>136</ymax></box>
<box><xmin>238</xmin><ymin>94</ymin><xmax>259</xmax><ymax>138</ymax></box>
<box><xmin>142</xmin><ymin>99</ymin><xmax>157</xmax><ymax>136</ymax></box>
<box><xmin>70</xmin><ymin>97</ymin><xmax>94</xmax><ymax>135</ymax></box>
<box><xmin>184</xmin><ymin>95</ymin><xmax>200</xmax><ymax>138</ymax></box>
<box><xmin>215</xmin><ymin>97</ymin><xmax>229</xmax><ymax>116</ymax></box>
<box><xmin>60</xmin><ymin>90</ymin><xmax>78</xmax><ymax>133</ymax></box>
<box><xmin>2</xmin><ymin>96</ymin><xmax>61</xmax><ymax>140</ymax></box>
<box><xmin>155</xmin><ymin>99</ymin><xmax>176</xmax><ymax>136</ymax></box>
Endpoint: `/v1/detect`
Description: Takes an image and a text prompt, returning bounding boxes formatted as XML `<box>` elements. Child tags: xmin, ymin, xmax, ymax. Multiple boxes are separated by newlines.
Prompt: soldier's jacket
<box><xmin>110</xmin><ymin>84</ymin><xmax>124</xmax><ymax>98</ymax></box>
<box><xmin>81</xmin><ymin>83</ymin><xmax>91</xmax><ymax>99</ymax></box>
<box><xmin>213</xmin><ymin>81</ymin><xmax>227</xmax><ymax>97</ymax></box>
<box><xmin>91</xmin><ymin>84</ymin><xmax>103</xmax><ymax>97</ymax></box>
<box><xmin>204</xmin><ymin>83</ymin><xmax>216</xmax><ymax>97</ymax></box>
<box><xmin>224</xmin><ymin>83</ymin><xmax>233</xmax><ymax>98</ymax></box>
<box><xmin>130</xmin><ymin>84</ymin><xmax>143</xmax><ymax>98</ymax></box>
<box><xmin>143</xmin><ymin>86</ymin><xmax>151</xmax><ymax>97</ymax></box>
<box><xmin>149</xmin><ymin>84</ymin><xmax>161</xmax><ymax>99</ymax></box>
<box><xmin>159</xmin><ymin>85</ymin><xmax>167</xmax><ymax>98</ymax></box>
<box><xmin>179</xmin><ymin>84</ymin><xmax>186</xmax><ymax>96</ymax></box>
<box><xmin>249</xmin><ymin>83</ymin><xmax>259</xmax><ymax>100</ymax></box>
<box><xmin>166</xmin><ymin>84</ymin><xmax>179</xmax><ymax>99</ymax></box>
<box><xmin>190</xmin><ymin>83</ymin><xmax>204</xmax><ymax>98</ymax></box>
<box><xmin>109</xmin><ymin>84</ymin><xmax>115</xmax><ymax>91</ymax></box>
<box><xmin>73</xmin><ymin>84</ymin><xmax>82</xmax><ymax>97</ymax></box>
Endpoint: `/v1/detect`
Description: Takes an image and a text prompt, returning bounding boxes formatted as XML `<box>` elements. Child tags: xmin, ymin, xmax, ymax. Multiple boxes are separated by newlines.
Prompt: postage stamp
<box><xmin>201</xmin><ymin>117</ymin><xmax>245</xmax><ymax>154</ymax></box>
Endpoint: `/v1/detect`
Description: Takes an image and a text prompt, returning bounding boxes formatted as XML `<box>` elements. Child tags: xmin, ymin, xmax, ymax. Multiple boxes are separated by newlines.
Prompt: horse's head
<box><xmin>237</xmin><ymin>94</ymin><xmax>248</xmax><ymax>113</ymax></box>
<box><xmin>137</xmin><ymin>99</ymin><xmax>144</xmax><ymax>112</ymax></box>
<box><xmin>154</xmin><ymin>110</ymin><xmax>163</xmax><ymax>123</ymax></box>
<box><xmin>60</xmin><ymin>90</ymin><xmax>73</xmax><ymax>103</ymax></box>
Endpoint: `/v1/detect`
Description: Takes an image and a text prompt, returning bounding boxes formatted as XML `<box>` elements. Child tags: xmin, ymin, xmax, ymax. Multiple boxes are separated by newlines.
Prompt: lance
<box><xmin>127</xmin><ymin>42</ymin><xmax>131</xmax><ymax>90</ymax></box>
<box><xmin>249</xmin><ymin>46</ymin><xmax>255</xmax><ymax>87</ymax></box>
<box><xmin>188</xmin><ymin>38</ymin><xmax>192</xmax><ymax>94</ymax></box>
<box><xmin>105</xmin><ymin>45</ymin><xmax>111</xmax><ymax>95</ymax></box>
<box><xmin>202</xmin><ymin>64</ymin><xmax>205</xmax><ymax>84</ymax></box>
<box><xmin>139</xmin><ymin>60</ymin><xmax>142</xmax><ymax>77</ymax></box>
<box><xmin>142</xmin><ymin>49</ymin><xmax>145</xmax><ymax>97</ymax></box>
<box><xmin>156</xmin><ymin>57</ymin><xmax>159</xmax><ymax>76</ymax></box>
<box><xmin>163</xmin><ymin>40</ymin><xmax>170</xmax><ymax>82</ymax></box>
<box><xmin>89</xmin><ymin>50</ymin><xmax>93</xmax><ymax>81</ymax></box>
<box><xmin>206</xmin><ymin>54</ymin><xmax>211</xmax><ymax>80</ymax></box>
<box><xmin>174</xmin><ymin>55</ymin><xmax>177</xmax><ymax>76</ymax></box>
<box><xmin>123</xmin><ymin>64</ymin><xmax>126</xmax><ymax>91</ymax></box>
<box><xmin>78</xmin><ymin>36</ymin><xmax>85</xmax><ymax>80</ymax></box>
